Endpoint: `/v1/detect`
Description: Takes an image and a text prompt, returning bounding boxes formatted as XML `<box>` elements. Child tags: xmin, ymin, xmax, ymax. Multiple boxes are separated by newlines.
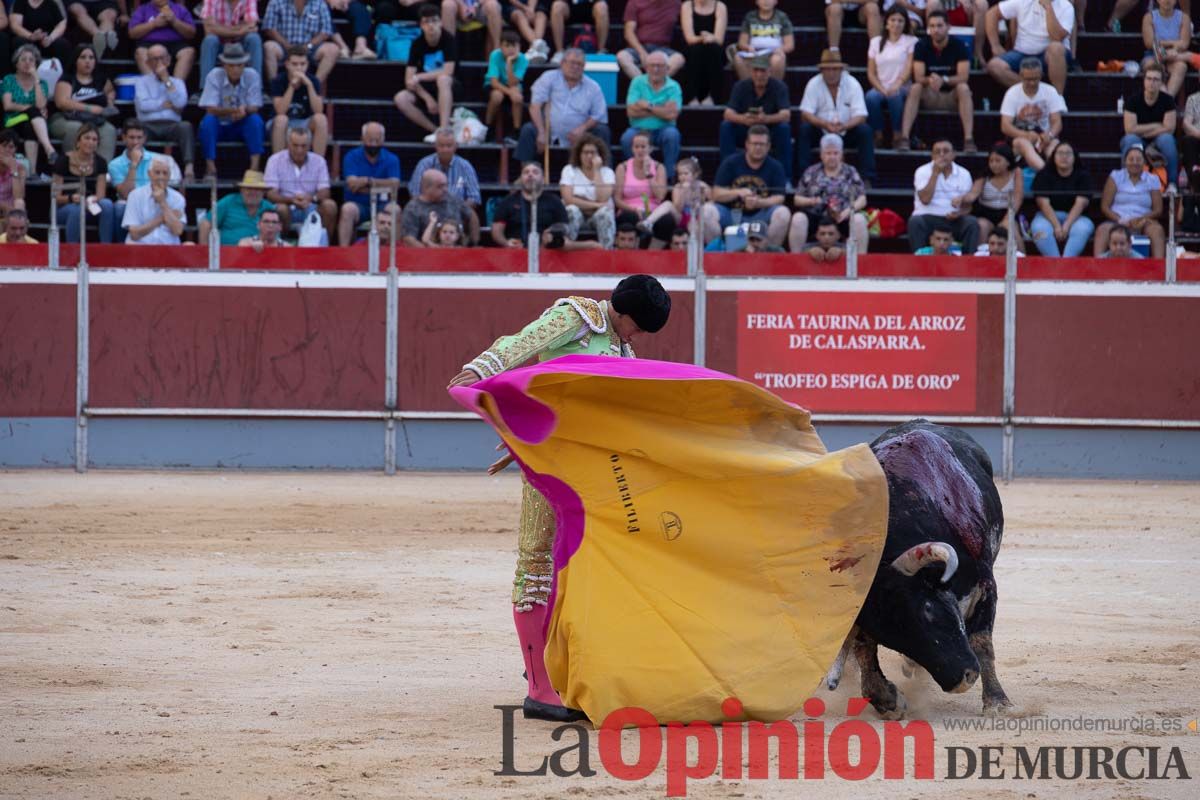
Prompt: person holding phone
<box><xmin>718</xmin><ymin>55</ymin><xmax>792</xmax><ymax>169</ymax></box>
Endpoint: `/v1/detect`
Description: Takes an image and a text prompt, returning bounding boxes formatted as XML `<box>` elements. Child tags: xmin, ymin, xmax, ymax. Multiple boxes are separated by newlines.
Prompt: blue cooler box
<box><xmin>115</xmin><ymin>74</ymin><xmax>139</xmax><ymax>102</ymax></box>
<box><xmin>949</xmin><ymin>26</ymin><xmax>975</xmax><ymax>57</ymax></box>
<box><xmin>584</xmin><ymin>53</ymin><xmax>619</xmax><ymax>105</ymax></box>
<box><xmin>1131</xmin><ymin>235</ymin><xmax>1151</xmax><ymax>257</ymax></box>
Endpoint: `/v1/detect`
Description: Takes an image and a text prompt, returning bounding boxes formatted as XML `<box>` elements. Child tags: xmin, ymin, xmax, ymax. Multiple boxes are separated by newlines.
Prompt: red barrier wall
<box><xmin>0</xmin><ymin>284</ymin><xmax>75</xmax><ymax>416</ymax></box>
<box><xmin>90</xmin><ymin>285</ymin><xmax>386</xmax><ymax>410</ymax></box>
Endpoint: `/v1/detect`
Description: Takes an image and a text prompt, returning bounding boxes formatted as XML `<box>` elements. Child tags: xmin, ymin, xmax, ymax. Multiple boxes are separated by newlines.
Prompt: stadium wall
<box><xmin>2</xmin><ymin>262</ymin><xmax>1199</xmax><ymax>478</ymax></box>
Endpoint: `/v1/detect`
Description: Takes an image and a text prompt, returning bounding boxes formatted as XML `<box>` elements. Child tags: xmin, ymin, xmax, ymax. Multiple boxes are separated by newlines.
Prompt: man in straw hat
<box><xmin>198</xmin><ymin>169</ymin><xmax>276</xmax><ymax>246</ymax></box>
<box><xmin>198</xmin><ymin>41</ymin><xmax>265</xmax><ymax>179</ymax></box>
<box><xmin>447</xmin><ymin>274</ymin><xmax>672</xmax><ymax>722</ymax></box>
<box><xmin>797</xmin><ymin>48</ymin><xmax>875</xmax><ymax>185</ymax></box>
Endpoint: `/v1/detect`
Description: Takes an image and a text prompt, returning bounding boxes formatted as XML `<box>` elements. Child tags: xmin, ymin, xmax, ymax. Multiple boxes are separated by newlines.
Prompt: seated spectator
<box><xmin>1144</xmin><ymin>0</ymin><xmax>1194</xmax><ymax>98</ymax></box>
<box><xmin>1183</xmin><ymin>84</ymin><xmax>1200</xmax><ymax>184</ymax></box>
<box><xmin>642</xmin><ymin>155</ymin><xmax>719</xmax><ymax>242</ymax></box>
<box><xmin>351</xmin><ymin>201</ymin><xmax>397</xmax><ymax>246</ymax></box>
<box><xmin>826</xmin><ymin>0</ymin><xmax>882</xmax><ymax>54</ymax></box>
<box><xmin>935</xmin><ymin>0</ymin><xmax>990</xmax><ymax>66</ymax></box>
<box><xmin>9</xmin><ymin>0</ymin><xmax>72</xmax><ymax>65</ymax></box>
<box><xmin>617</xmin><ymin>0</ymin><xmax>684</xmax><ymax>80</ymax></box>
<box><xmin>559</xmin><ymin>134</ymin><xmax>616</xmax><ymax>249</ymax></box>
<box><xmin>897</xmin><ymin>11</ymin><xmax>974</xmax><ymax>153</ymax></box>
<box><xmin>514</xmin><ymin>48</ymin><xmax>610</xmax><ymax>164</ymax></box>
<box><xmin>620</xmin><ymin>50</ymin><xmax>682</xmax><ymax>178</ymax></box>
<box><xmin>199</xmin><ymin>42</ymin><xmax>265</xmax><ymax>178</ymax></box>
<box><xmin>545</xmin><ymin>0</ymin><xmax>610</xmax><ymax>66</ymax></box>
<box><xmin>732</xmin><ymin>0</ymin><xmax>793</xmax><ymax>81</ymax></box>
<box><xmin>865</xmin><ymin>6</ymin><xmax>917</xmax><ymax>147</ymax></box>
<box><xmin>134</xmin><ymin>44</ymin><xmax>196</xmax><ymax>180</ymax></box>
<box><xmin>66</xmin><ymin>0</ymin><xmax>122</xmax><ymax>60</ymax></box>
<box><xmin>420</xmin><ymin>212</ymin><xmax>464</xmax><ymax>246</ymax></box>
<box><xmin>270</xmin><ymin>44</ymin><xmax>327</xmax><ymax>156</ymax></box>
<box><xmin>1122</xmin><ymin>62</ymin><xmax>1179</xmax><ymax>189</ymax></box>
<box><xmin>52</xmin><ymin>123</ymin><xmax>113</xmax><ymax>243</ymax></box>
<box><xmin>805</xmin><ymin>215</ymin><xmax>845</xmax><ymax>261</ymax></box>
<box><xmin>962</xmin><ymin>143</ymin><xmax>1022</xmax><ymax>248</ymax></box>
<box><xmin>400</xmin><ymin>169</ymin><xmax>463</xmax><ymax>247</ymax></box>
<box><xmin>394</xmin><ymin>4</ymin><xmax>459</xmax><ymax>137</ymax></box>
<box><xmin>1099</xmin><ymin>223</ymin><xmax>1144</xmax><ymax>257</ymax></box>
<box><xmin>975</xmin><ymin>226</ymin><xmax>1023</xmax><ymax>257</ymax></box>
<box><xmin>263</xmin><ymin>126</ymin><xmax>336</xmax><ymax>240</ymax></box>
<box><xmin>1030</xmin><ymin>140</ymin><xmax>1093</xmax><ymax>256</ymax></box>
<box><xmin>338</xmin><ymin>122</ymin><xmax>402</xmax><ymax>246</ymax></box>
<box><xmin>327</xmin><ymin>0</ymin><xmax>377</xmax><ymax>61</ymax></box>
<box><xmin>680</xmin><ymin>0</ymin><xmax>727</xmax><ymax>106</ymax></box>
<box><xmin>130</xmin><ymin>0</ymin><xmax>198</xmax><ymax>80</ymax></box>
<box><xmin>201</xmin><ymin>0</ymin><xmax>264</xmax><ymax>80</ymax></box>
<box><xmin>669</xmin><ymin>227</ymin><xmax>689</xmax><ymax>250</ymax></box>
<box><xmin>492</xmin><ymin>1</ymin><xmax>547</xmax><ymax>63</ymax></box>
<box><xmin>492</xmin><ymin>161</ymin><xmax>598</xmax><ymax>250</ymax></box>
<box><xmin>484</xmin><ymin>30</ymin><xmax>527</xmax><ymax>130</ymax></box>
<box><xmin>798</xmin><ymin>49</ymin><xmax>875</xmax><ymax>187</ymax></box>
<box><xmin>614</xmin><ymin>130</ymin><xmax>674</xmax><ymax>247</ymax></box>
<box><xmin>199</xmin><ymin>169</ymin><xmax>275</xmax><ymax>246</ymax></box>
<box><xmin>999</xmin><ymin>57</ymin><xmax>1065</xmax><ymax>171</ymax></box>
<box><xmin>121</xmin><ymin>157</ymin><xmax>185</xmax><ymax>244</ymax></box>
<box><xmin>614</xmin><ymin>221</ymin><xmax>640</xmax><ymax>249</ymax></box>
<box><xmin>238</xmin><ymin>207</ymin><xmax>289</xmax><ymax>249</ymax></box>
<box><xmin>744</xmin><ymin>219</ymin><xmax>784</xmax><ymax>252</ymax></box>
<box><xmin>262</xmin><ymin>0</ymin><xmax>339</xmax><ymax>84</ymax></box>
<box><xmin>908</xmin><ymin>138</ymin><xmax>980</xmax><ymax>253</ymax></box>
<box><xmin>1</xmin><ymin>207</ymin><xmax>36</xmax><ymax>242</ymax></box>
<box><xmin>986</xmin><ymin>0</ymin><xmax>1074</xmax><ymax>95</ymax></box>
<box><xmin>710</xmin><ymin>124</ymin><xmax>791</xmax><ymax>248</ymax></box>
<box><xmin>915</xmin><ymin>222</ymin><xmax>960</xmax><ymax>255</ymax></box>
<box><xmin>109</xmin><ymin>119</ymin><xmax>182</xmax><ymax>227</ymax></box>
<box><xmin>2</xmin><ymin>45</ymin><xmax>56</xmax><ymax>173</ymax></box>
<box><xmin>788</xmin><ymin>134</ymin><xmax>869</xmax><ymax>255</ymax></box>
<box><xmin>408</xmin><ymin>127</ymin><xmax>481</xmax><ymax>243</ymax></box>
<box><xmin>0</xmin><ymin>131</ymin><xmax>29</xmax><ymax>218</ymax></box>
<box><xmin>1095</xmin><ymin>142</ymin><xmax>1165</xmax><ymax>257</ymax></box>
<box><xmin>719</xmin><ymin>57</ymin><xmax>792</xmax><ymax>169</ymax></box>
<box><xmin>50</xmin><ymin>44</ymin><xmax>119</xmax><ymax>163</ymax></box>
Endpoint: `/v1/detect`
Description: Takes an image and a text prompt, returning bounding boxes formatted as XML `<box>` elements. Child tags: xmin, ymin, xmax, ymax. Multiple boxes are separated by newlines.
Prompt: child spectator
<box><xmin>484</xmin><ymin>30</ymin><xmax>526</xmax><ymax>131</ymax></box>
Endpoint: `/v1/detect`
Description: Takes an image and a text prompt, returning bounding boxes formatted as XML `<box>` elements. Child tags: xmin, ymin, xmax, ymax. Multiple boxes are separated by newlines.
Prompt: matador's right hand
<box><xmin>448</xmin><ymin>369</ymin><xmax>479</xmax><ymax>389</ymax></box>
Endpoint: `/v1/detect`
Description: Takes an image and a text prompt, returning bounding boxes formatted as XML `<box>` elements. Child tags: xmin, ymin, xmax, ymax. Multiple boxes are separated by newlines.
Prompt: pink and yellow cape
<box><xmin>451</xmin><ymin>356</ymin><xmax>888</xmax><ymax>723</ymax></box>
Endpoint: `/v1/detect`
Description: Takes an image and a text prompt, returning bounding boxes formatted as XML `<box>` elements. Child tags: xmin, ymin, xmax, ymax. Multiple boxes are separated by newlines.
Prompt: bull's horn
<box><xmin>890</xmin><ymin>542</ymin><xmax>958</xmax><ymax>583</ymax></box>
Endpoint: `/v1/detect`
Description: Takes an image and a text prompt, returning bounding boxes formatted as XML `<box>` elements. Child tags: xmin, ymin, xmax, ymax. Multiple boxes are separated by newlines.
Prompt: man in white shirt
<box><xmin>122</xmin><ymin>158</ymin><xmax>187</xmax><ymax>244</ymax></box>
<box><xmin>999</xmin><ymin>57</ymin><xmax>1066</xmax><ymax>171</ymax></box>
<box><xmin>985</xmin><ymin>0</ymin><xmax>1075</xmax><ymax>94</ymax></box>
<box><xmin>797</xmin><ymin>49</ymin><xmax>875</xmax><ymax>184</ymax></box>
<box><xmin>908</xmin><ymin>138</ymin><xmax>980</xmax><ymax>253</ymax></box>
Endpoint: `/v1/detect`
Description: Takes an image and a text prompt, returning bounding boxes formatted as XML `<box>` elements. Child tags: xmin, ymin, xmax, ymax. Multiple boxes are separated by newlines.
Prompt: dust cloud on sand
<box><xmin>1</xmin><ymin>472</ymin><xmax>1198</xmax><ymax>799</ymax></box>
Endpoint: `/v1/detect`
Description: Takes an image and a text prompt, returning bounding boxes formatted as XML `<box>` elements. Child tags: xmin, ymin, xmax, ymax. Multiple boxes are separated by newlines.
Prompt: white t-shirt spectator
<box><xmin>799</xmin><ymin>72</ymin><xmax>868</xmax><ymax>126</ymax></box>
<box><xmin>867</xmin><ymin>34</ymin><xmax>918</xmax><ymax>89</ymax></box>
<box><xmin>122</xmin><ymin>183</ymin><xmax>187</xmax><ymax>245</ymax></box>
<box><xmin>1000</xmin><ymin>81</ymin><xmax>1067</xmax><ymax>132</ymax></box>
<box><xmin>997</xmin><ymin>0</ymin><xmax>1075</xmax><ymax>55</ymax></box>
<box><xmin>559</xmin><ymin>164</ymin><xmax>616</xmax><ymax>206</ymax></box>
<box><xmin>912</xmin><ymin>161</ymin><xmax>974</xmax><ymax>217</ymax></box>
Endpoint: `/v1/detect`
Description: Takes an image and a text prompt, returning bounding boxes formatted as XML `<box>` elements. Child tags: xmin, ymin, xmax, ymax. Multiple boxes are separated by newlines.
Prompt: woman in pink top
<box><xmin>865</xmin><ymin>6</ymin><xmax>917</xmax><ymax>148</ymax></box>
<box><xmin>614</xmin><ymin>130</ymin><xmax>673</xmax><ymax>248</ymax></box>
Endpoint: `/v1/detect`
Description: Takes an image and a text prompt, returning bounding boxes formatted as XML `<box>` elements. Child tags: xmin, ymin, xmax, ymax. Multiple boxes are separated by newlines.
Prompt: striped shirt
<box><xmin>407</xmin><ymin>154</ymin><xmax>482</xmax><ymax>206</ymax></box>
<box><xmin>262</xmin><ymin>0</ymin><xmax>332</xmax><ymax>45</ymax></box>
<box><xmin>201</xmin><ymin>0</ymin><xmax>259</xmax><ymax>28</ymax></box>
<box><xmin>264</xmin><ymin>149</ymin><xmax>331</xmax><ymax>198</ymax></box>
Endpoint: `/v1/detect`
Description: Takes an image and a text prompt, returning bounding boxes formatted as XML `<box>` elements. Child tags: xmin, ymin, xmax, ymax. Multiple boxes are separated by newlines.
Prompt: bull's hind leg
<box><xmin>853</xmin><ymin>630</ymin><xmax>907</xmax><ymax>719</ymax></box>
<box><xmin>824</xmin><ymin>625</ymin><xmax>857</xmax><ymax>690</ymax></box>
<box><xmin>967</xmin><ymin>579</ymin><xmax>1013</xmax><ymax>714</ymax></box>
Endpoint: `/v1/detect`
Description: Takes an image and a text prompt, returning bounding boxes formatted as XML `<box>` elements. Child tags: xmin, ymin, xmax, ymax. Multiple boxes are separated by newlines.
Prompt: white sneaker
<box><xmin>423</xmin><ymin>131</ymin><xmax>438</xmax><ymax>144</ymax></box>
<box><xmin>550</xmin><ymin>50</ymin><xmax>564</xmax><ymax>66</ymax></box>
<box><xmin>526</xmin><ymin>45</ymin><xmax>547</xmax><ymax>65</ymax></box>
<box><xmin>533</xmin><ymin>38</ymin><xmax>549</xmax><ymax>55</ymax></box>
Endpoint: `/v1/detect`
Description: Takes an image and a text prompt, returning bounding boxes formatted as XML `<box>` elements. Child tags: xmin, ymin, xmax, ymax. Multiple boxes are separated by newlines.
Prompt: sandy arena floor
<box><xmin>1</xmin><ymin>471</ymin><xmax>1198</xmax><ymax>799</ymax></box>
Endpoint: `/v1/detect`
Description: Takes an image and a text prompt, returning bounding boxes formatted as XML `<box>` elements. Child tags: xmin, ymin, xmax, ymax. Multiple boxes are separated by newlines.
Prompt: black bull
<box><xmin>825</xmin><ymin>420</ymin><xmax>1014</xmax><ymax>718</ymax></box>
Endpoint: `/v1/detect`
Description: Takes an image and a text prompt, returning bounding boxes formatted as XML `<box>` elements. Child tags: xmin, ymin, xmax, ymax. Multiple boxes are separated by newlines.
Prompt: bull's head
<box><xmin>857</xmin><ymin>542</ymin><xmax>980</xmax><ymax>694</ymax></box>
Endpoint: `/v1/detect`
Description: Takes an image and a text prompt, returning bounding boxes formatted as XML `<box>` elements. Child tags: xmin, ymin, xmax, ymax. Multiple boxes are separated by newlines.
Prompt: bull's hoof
<box><xmin>982</xmin><ymin>693</ymin><xmax>1014</xmax><ymax>716</ymax></box>
<box><xmin>870</xmin><ymin>686</ymin><xmax>908</xmax><ymax>720</ymax></box>
<box><xmin>523</xmin><ymin>697</ymin><xmax>589</xmax><ymax>723</ymax></box>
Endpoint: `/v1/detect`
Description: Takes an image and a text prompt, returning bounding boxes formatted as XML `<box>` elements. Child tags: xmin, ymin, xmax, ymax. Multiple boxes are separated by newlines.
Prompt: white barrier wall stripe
<box><xmin>2</xmin><ymin>268</ymin><xmax>1200</xmax><ymax>297</ymax></box>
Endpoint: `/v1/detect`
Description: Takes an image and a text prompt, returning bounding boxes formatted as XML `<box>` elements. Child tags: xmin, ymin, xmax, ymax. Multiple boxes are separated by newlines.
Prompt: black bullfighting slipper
<box><xmin>523</xmin><ymin>696</ymin><xmax>588</xmax><ymax>723</ymax></box>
